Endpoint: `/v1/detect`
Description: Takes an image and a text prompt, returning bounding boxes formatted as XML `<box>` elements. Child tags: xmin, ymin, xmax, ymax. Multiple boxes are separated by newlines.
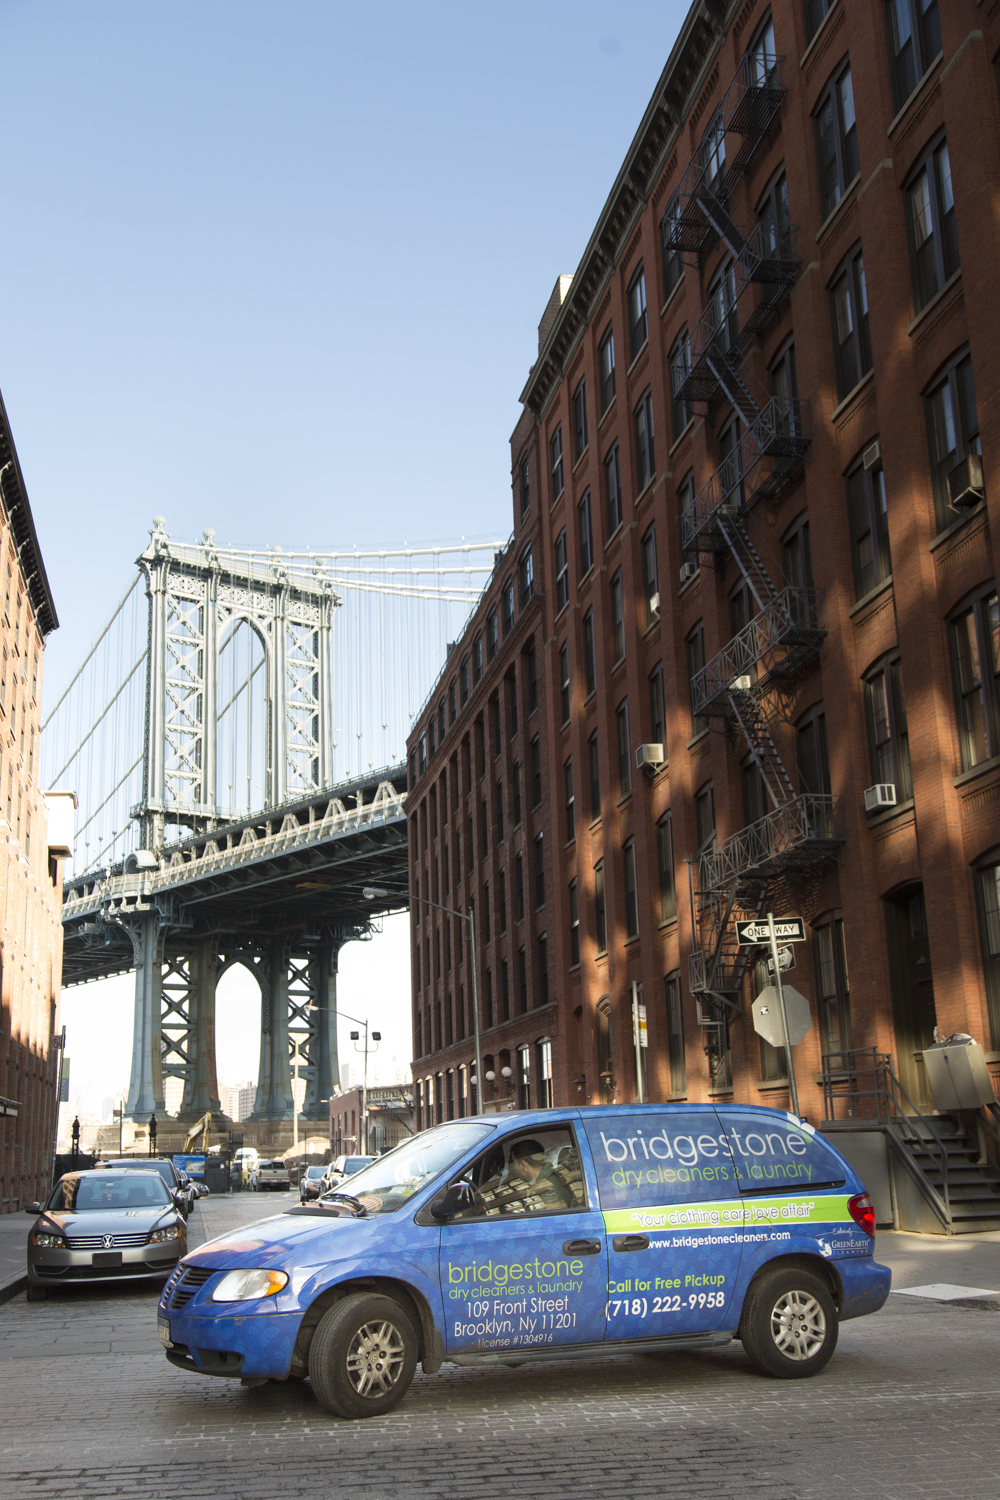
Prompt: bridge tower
<box><xmin>124</xmin><ymin>519</ymin><xmax>353</xmax><ymax>1137</ymax></box>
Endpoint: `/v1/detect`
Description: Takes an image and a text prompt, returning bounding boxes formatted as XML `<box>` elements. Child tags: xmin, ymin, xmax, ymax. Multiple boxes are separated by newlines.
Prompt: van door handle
<box><xmin>562</xmin><ymin>1238</ymin><xmax>602</xmax><ymax>1256</ymax></box>
<box><xmin>612</xmin><ymin>1234</ymin><xmax>649</xmax><ymax>1253</ymax></box>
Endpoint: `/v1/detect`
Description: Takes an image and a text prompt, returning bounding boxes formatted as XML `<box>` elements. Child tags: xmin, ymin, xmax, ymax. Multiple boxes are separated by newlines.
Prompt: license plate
<box><xmin>158</xmin><ymin>1318</ymin><xmax>172</xmax><ymax>1348</ymax></box>
<box><xmin>92</xmin><ymin>1251</ymin><xmax>123</xmax><ymax>1268</ymax></box>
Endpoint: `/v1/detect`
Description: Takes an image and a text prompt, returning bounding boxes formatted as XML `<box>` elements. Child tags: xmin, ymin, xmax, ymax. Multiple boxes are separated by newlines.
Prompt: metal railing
<box><xmin>681</xmin><ymin>400</ymin><xmax>811</xmax><ymax>551</ymax></box>
<box><xmin>690</xmin><ymin>588</ymin><xmax>825</xmax><ymax>718</ymax></box>
<box><xmin>699</xmin><ymin>793</ymin><xmax>843</xmax><ymax>892</ymax></box>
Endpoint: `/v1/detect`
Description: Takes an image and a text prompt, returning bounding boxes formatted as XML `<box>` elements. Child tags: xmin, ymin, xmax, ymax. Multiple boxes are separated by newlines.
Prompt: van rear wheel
<box><xmin>739</xmin><ymin>1266</ymin><xmax>837</xmax><ymax>1379</ymax></box>
<box><xmin>308</xmin><ymin>1293</ymin><xmax>417</xmax><ymax>1419</ymax></box>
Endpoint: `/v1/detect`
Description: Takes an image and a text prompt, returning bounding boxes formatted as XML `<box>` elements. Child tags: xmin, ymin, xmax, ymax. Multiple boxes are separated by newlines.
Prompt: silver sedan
<box><xmin>25</xmin><ymin>1169</ymin><xmax>187</xmax><ymax>1302</ymax></box>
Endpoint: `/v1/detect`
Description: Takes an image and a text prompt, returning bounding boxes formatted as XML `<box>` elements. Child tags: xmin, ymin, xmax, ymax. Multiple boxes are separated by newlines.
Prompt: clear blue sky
<box><xmin>1</xmin><ymin>0</ymin><xmax>689</xmax><ymax>1122</ymax></box>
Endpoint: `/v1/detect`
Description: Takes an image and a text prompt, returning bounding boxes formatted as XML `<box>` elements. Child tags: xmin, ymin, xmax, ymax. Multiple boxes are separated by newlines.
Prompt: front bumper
<box><xmin>30</xmin><ymin>1241</ymin><xmax>183</xmax><ymax>1285</ymax></box>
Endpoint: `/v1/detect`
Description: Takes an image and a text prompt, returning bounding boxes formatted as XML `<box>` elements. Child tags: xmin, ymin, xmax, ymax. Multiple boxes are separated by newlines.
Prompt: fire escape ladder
<box><xmin>727</xmin><ymin>693</ymin><xmax>798</xmax><ymax>808</ymax></box>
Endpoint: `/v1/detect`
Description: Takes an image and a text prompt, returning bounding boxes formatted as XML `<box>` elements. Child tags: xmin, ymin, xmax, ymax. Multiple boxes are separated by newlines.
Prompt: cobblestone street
<box><xmin>0</xmin><ymin>1195</ymin><xmax>997</xmax><ymax>1499</ymax></box>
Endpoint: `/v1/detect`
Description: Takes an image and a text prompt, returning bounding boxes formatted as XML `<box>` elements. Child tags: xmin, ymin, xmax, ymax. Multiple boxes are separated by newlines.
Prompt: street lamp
<box><xmin>363</xmin><ymin>885</ymin><xmax>482</xmax><ymax>1118</ymax></box>
<box><xmin>342</xmin><ymin>1011</ymin><xmax>380</xmax><ymax>1155</ymax></box>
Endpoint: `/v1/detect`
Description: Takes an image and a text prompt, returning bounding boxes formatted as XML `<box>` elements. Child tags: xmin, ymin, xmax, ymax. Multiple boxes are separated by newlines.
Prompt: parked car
<box><xmin>299</xmin><ymin>1166</ymin><xmax>327</xmax><ymax>1203</ymax></box>
<box><xmin>97</xmin><ymin>1156</ymin><xmax>194</xmax><ymax>1217</ymax></box>
<box><xmin>27</xmin><ymin>1168</ymin><xmax>186</xmax><ymax>1301</ymax></box>
<box><xmin>249</xmin><ymin>1159</ymin><xmax>291</xmax><ymax>1192</ymax></box>
<box><xmin>320</xmin><ymin>1155</ymin><xmax>374</xmax><ymax>1195</ymax></box>
<box><xmin>158</xmin><ymin>1103</ymin><xmax>889</xmax><ymax>1419</ymax></box>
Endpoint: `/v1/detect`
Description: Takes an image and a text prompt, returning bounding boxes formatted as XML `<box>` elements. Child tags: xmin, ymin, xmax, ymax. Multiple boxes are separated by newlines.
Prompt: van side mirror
<box><xmin>25</xmin><ymin>1203</ymin><xmax>42</xmax><ymax>1214</ymax></box>
<box><xmin>430</xmin><ymin>1181</ymin><xmax>476</xmax><ymax>1221</ymax></box>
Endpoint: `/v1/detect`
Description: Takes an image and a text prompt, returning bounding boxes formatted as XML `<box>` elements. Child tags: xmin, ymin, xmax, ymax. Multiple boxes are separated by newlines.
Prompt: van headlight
<box><xmin>211</xmin><ymin>1268</ymin><xmax>289</xmax><ymax>1302</ymax></box>
<box><xmin>32</xmin><ymin>1231</ymin><xmax>66</xmax><ymax>1249</ymax></box>
<box><xmin>149</xmin><ymin>1225</ymin><xmax>182</xmax><ymax>1243</ymax></box>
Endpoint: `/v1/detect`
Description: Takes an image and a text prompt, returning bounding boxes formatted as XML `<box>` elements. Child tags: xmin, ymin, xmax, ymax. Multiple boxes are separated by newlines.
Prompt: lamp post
<box><xmin>339</xmin><ymin>1010</ymin><xmax>380</xmax><ymax>1155</ymax></box>
<box><xmin>363</xmin><ymin>885</ymin><xmax>482</xmax><ymax>1118</ymax></box>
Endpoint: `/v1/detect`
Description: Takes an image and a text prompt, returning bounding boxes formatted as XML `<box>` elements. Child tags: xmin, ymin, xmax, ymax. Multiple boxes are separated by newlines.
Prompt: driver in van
<box><xmin>483</xmin><ymin>1138</ymin><xmax>575</xmax><ymax>1214</ymax></box>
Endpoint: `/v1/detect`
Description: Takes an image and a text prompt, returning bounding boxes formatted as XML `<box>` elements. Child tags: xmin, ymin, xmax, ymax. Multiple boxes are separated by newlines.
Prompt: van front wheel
<box><xmin>308</xmin><ymin>1293</ymin><xmax>418</xmax><ymax>1418</ymax></box>
<box><xmin>739</xmin><ymin>1267</ymin><xmax>837</xmax><ymax>1378</ymax></box>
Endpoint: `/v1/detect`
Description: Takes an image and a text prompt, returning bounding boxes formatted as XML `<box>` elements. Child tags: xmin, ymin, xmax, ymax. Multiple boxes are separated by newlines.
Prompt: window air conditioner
<box><xmin>719</xmin><ymin>499</ymin><xmax>740</xmax><ymax>516</ymax></box>
<box><xmin>947</xmin><ymin>453</ymin><xmax>985</xmax><ymax>510</ymax></box>
<box><xmin>731</xmin><ymin>675</ymin><xmax>752</xmax><ymax>692</ymax></box>
<box><xmin>679</xmin><ymin>561</ymin><xmax>698</xmax><ymax>583</ymax></box>
<box><xmin>862</xmin><ymin>440</ymin><xmax>882</xmax><ymax>471</ymax></box>
<box><xmin>636</xmin><ymin>743</ymin><xmax>665</xmax><ymax>770</ymax></box>
<box><xmin>864</xmin><ymin>783</ymin><xmax>897</xmax><ymax>812</ymax></box>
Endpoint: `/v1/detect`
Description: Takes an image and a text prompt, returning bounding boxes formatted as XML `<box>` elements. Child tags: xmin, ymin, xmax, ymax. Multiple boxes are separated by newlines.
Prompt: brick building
<box><xmin>0</xmin><ymin>388</ymin><xmax>65</xmax><ymax>1213</ymax></box>
<box><xmin>408</xmin><ymin>0</ymin><xmax>1000</xmax><ymax>1129</ymax></box>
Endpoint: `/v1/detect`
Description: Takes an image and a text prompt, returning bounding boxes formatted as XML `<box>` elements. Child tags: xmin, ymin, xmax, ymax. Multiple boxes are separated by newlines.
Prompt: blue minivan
<box><xmin>159</xmin><ymin>1104</ymin><xmax>890</xmax><ymax>1418</ymax></box>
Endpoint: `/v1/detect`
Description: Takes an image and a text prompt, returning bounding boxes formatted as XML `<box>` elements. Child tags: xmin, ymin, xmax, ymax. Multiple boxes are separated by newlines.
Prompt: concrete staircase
<box><xmin>891</xmin><ymin>1113</ymin><xmax>1000</xmax><ymax>1234</ymax></box>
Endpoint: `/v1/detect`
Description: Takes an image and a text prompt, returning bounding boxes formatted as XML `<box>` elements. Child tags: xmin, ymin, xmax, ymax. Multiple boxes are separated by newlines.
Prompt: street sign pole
<box><xmin>768</xmin><ymin>912</ymin><xmax>800</xmax><ymax>1117</ymax></box>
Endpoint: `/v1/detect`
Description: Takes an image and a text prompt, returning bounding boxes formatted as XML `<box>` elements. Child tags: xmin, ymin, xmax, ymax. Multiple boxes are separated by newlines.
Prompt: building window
<box><xmin>664</xmin><ymin>972</ymin><xmax>686</xmax><ymax>1094</ymax></box>
<box><xmin>582</xmin><ymin>609</ymin><xmax>596</xmax><ymax>696</ymax></box>
<box><xmin>804</xmin><ymin>0</ymin><xmax>833</xmax><ymax>43</ymax></box>
<box><xmin>686</xmin><ymin>621</ymin><xmax>706</xmax><ymax>736</ymax></box>
<box><xmin>512</xmin><ymin>757</ymin><xmax>521</xmax><ymax>826</ymax></box>
<box><xmin>448</xmin><ymin>679</ymin><xmax>457</xmax><ymax>725</ymax></box>
<box><xmin>599</xmin><ymin>326</ymin><xmax>616</xmax><ymax>413</ymax></box>
<box><xmin>623</xmin><ymin>840</ymin><xmax>638</xmax><ymax>939</ymax></box>
<box><xmin>594</xmin><ymin>862</ymin><xmax>607</xmax><ymax>954</ymax></box>
<box><xmin>460</xmin><ymin>657</ymin><xmax>470</xmax><ymax>705</ymax></box>
<box><xmin>669</xmin><ymin>327</ymin><xmax>692</xmax><ymax>439</ymax></box>
<box><xmin>573</xmin><ymin>378</ymin><xmax>588</xmax><ymax>460</ymax></box>
<box><xmin>534</xmin><ymin>832</ymin><xmax>545</xmax><ymax>908</ymax></box>
<box><xmin>701</xmin><ymin>109</ymin><xmax>726</xmax><ymax>196</ymax></box>
<box><xmin>757</xmin><ymin>169</ymin><xmax>791</xmax><ymax>262</ymax></box>
<box><xmin>610</xmin><ymin>570</ymin><xmax>625</xmax><ymax>664</ymax></box>
<box><xmin>770</xmin><ymin>342</ymin><xmax>800</xmax><ymax>439</ymax></box>
<box><xmin>661</xmin><ymin>192</ymin><xmax>683</xmax><ymax>301</ymax></box>
<box><xmin>974</xmin><ymin>854</ymin><xmax>1000</xmax><ymax>1049</ymax></box>
<box><xmin>627</xmin><ymin>265</ymin><xmax>647</xmax><ymax>360</ymax></box>
<box><xmin>797</xmin><ymin>703</ymin><xmax>831</xmax><ymax>796</ymax></box>
<box><xmin>520</xmin><ymin>456</ymin><xmax>530</xmax><ymax>514</ymax></box>
<box><xmin>519</xmin><ymin>546</ymin><xmax>534</xmax><ymax>607</ymax></box>
<box><xmin>829</xmin><ymin>246</ymin><xmax>871</xmax><ymax>400</ymax></box>
<box><xmin>517</xmin><ymin>1041</ymin><xmax>531</xmax><ymax>1104</ymax></box>
<box><xmin>485</xmin><ymin>967</ymin><xmax>493</xmax><ymax>1028</ymax></box>
<box><xmin>615</xmin><ymin>699</ymin><xmax>631</xmax><ymax>797</ymax></box>
<box><xmin>501</xmin><ymin>958</ymin><xmax>510</xmax><ymax>1022</ymax></box>
<box><xmin>641</xmin><ymin>526</ymin><xmax>659</xmax><ymax>626</ymax></box>
<box><xmin>578</xmin><ymin>489</ymin><xmax>594</xmax><ymax>576</ymax></box>
<box><xmin>677</xmin><ymin>470</ymin><xmax>698</xmax><ymax>575</ymax></box>
<box><xmin>649</xmin><ymin>664</ymin><xmax>665</xmax><ymax>750</ymax></box>
<box><xmin>708</xmin><ymin>258</ymin><xmax>738</xmax><ymax>356</ymax></box>
<box><xmin>864</xmin><ymin>653</ymin><xmax>912</xmax><ymax>800</ymax></box>
<box><xmin>604</xmin><ymin>443</ymin><xmax>623</xmax><ymax>536</ymax></box>
<box><xmin>555</xmin><ymin>529</ymin><xmax>569</xmax><ymax>612</ymax></box>
<box><xmin>718</xmin><ymin>416</ymin><xmax>745</xmax><ymax>510</ymax></box>
<box><xmin>948</xmin><ymin>586</ymin><xmax>1000</xmax><ymax>771</ymax></box>
<box><xmin>656</xmin><ymin>812</ymin><xmax>676</xmax><ymax>922</ymax></box>
<box><xmin>926</xmin><ymin>351</ymin><xmax>981</xmax><ymax>532</ymax></box>
<box><xmin>483</xmin><ymin>610</ymin><xmax>497</xmax><ymax>665</ymax></box>
<box><xmin>499</xmin><ymin>868</ymin><xmax>507</xmax><ymax>933</ymax></box>
<box><xmin>495</xmin><ymin>775</ymin><xmax>504</xmax><ymax>836</ymax></box>
<box><xmin>537</xmin><ymin>1036</ymin><xmax>553</xmax><ymax>1105</ymax></box>
<box><xmin>907</xmin><ymin>138</ymin><xmax>957</xmax><ymax>313</ymax></box>
<box><xmin>502</xmin><ymin>577</ymin><xmax>515</xmax><ymax>636</ymax></box>
<box><xmin>550</xmin><ymin>424</ymin><xmax>564</xmax><ymax>501</ymax></box>
<box><xmin>813</xmin><ymin>913</ymin><xmax>852</xmax><ymax>1055</ymax></box>
<box><xmin>530</xmin><ymin>735</ymin><xmax>541</xmax><ymax>806</ymax></box>
<box><xmin>695</xmin><ymin>781</ymin><xmax>715</xmax><ymax>853</ymax></box>
<box><xmin>473</xmin><ymin>634</ymin><xmax>484</xmax><ymax>684</ymax></box>
<box><xmin>569</xmin><ymin>879</ymin><xmax>580</xmax><ymax>965</ymax></box>
<box><xmin>782</xmin><ymin>512</ymin><xmax>815</xmax><ymax>624</ymax></box>
<box><xmin>815</xmin><ymin>61</ymin><xmax>859</xmax><ymax>220</ymax></box>
<box><xmin>634</xmin><ymin>387</ymin><xmax>655</xmax><ymax>492</ymax></box>
<box><xmin>588</xmin><ymin>731</ymin><xmax>601</xmax><ymax>821</ymax></box>
<box><xmin>885</xmin><ymin>0</ymin><xmax>941</xmax><ymax>113</ymax></box>
<box><xmin>518</xmin><ymin>948</ymin><xmax>528</xmax><ymax>1016</ymax></box>
<box><xmin>537</xmin><ymin>937</ymin><xmax>549</xmax><ymax>1008</ymax></box>
<box><xmin>847</xmin><ymin>454</ymin><xmax>891</xmax><ymax>599</ymax></box>
<box><xmin>559</xmin><ymin>641</ymin><xmax>570</xmax><ymax>725</ymax></box>
<box><xmin>564</xmin><ymin>757</ymin><xmax>575</xmax><ymax>843</ymax></box>
<box><xmin>506</xmin><ymin>672</ymin><xmax>518</xmax><ymax>738</ymax></box>
<box><xmin>525</xmin><ymin>638</ymin><xmax>537</xmax><ymax>712</ymax></box>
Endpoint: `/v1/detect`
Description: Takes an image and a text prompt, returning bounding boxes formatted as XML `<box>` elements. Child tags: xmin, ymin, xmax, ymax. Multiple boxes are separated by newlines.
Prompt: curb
<box><xmin>0</xmin><ymin>1272</ymin><xmax>26</xmax><ymax>1306</ymax></box>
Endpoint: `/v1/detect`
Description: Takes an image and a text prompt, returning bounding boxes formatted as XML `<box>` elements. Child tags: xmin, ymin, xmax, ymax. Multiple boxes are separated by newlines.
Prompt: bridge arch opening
<box><xmin>217</xmin><ymin>617</ymin><xmax>268</xmax><ymax>818</ymax></box>
<box><xmin>215</xmin><ymin>960</ymin><xmax>263</xmax><ymax>1121</ymax></box>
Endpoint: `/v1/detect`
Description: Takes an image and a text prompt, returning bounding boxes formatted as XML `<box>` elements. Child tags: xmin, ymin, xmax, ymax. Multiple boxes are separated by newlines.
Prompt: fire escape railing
<box><xmin>690</xmin><ymin>588</ymin><xmax>826</xmax><ymax>719</ymax></box>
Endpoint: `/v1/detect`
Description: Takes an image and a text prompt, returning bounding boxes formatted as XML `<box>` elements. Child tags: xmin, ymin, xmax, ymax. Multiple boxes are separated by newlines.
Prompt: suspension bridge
<box><xmin>43</xmin><ymin>518</ymin><xmax>501</xmax><ymax>1146</ymax></box>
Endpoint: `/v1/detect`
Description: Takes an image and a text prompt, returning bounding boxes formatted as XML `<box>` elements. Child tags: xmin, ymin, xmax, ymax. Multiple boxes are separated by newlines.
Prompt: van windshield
<box><xmin>309</xmin><ymin>1123</ymin><xmax>493</xmax><ymax>1216</ymax></box>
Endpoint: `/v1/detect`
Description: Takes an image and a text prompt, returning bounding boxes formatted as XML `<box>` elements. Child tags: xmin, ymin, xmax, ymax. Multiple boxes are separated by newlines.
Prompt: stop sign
<box><xmin>752</xmin><ymin>984</ymin><xmax>812</xmax><ymax>1048</ymax></box>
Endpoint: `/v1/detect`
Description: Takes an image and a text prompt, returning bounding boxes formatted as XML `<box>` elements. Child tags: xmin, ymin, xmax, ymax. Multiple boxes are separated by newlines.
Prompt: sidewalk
<box><xmin>0</xmin><ymin>1212</ymin><xmax>28</xmax><ymax>1304</ymax></box>
<box><xmin>875</xmin><ymin>1227</ymin><xmax>1000</xmax><ymax>1305</ymax></box>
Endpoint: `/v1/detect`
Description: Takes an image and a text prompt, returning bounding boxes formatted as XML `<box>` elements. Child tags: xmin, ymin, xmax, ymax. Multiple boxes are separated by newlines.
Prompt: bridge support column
<box><xmin>302</xmin><ymin>940</ymin><xmax>341</xmax><ymax>1120</ymax></box>
<box><xmin>177</xmin><ymin>938</ymin><xmax>225</xmax><ymax>1120</ymax></box>
<box><xmin>125</xmin><ymin>912</ymin><xmax>166</xmax><ymax>1118</ymax></box>
<box><xmin>251</xmin><ymin>938</ymin><xmax>293</xmax><ymax>1120</ymax></box>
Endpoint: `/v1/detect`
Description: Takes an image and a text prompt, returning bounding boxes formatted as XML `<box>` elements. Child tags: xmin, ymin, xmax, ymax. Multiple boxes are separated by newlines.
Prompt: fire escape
<box><xmin>667</xmin><ymin>50</ymin><xmax>844</xmax><ymax>1050</ymax></box>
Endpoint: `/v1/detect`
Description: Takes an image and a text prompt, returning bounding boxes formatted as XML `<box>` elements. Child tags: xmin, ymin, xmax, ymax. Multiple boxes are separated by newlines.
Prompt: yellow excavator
<box><xmin>182</xmin><ymin>1111</ymin><xmax>213</xmax><ymax>1154</ymax></box>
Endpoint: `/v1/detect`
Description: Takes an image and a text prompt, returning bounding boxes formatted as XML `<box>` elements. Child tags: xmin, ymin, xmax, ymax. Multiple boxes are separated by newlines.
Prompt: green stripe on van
<box><xmin>601</xmin><ymin>1194</ymin><xmax>853</xmax><ymax>1234</ymax></box>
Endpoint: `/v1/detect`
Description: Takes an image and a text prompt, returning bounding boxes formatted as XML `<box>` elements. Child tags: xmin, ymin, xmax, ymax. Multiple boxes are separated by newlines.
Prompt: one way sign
<box><xmin>735</xmin><ymin>916</ymin><xmax>806</xmax><ymax>944</ymax></box>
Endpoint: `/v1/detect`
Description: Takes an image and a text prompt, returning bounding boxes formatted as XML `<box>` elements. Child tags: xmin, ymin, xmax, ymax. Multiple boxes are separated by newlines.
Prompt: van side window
<box><xmin>583</xmin><ymin>1111</ymin><xmax>737</xmax><ymax>1210</ymax></box>
<box><xmin>449</xmin><ymin>1128</ymin><xmax>586</xmax><ymax>1219</ymax></box>
<box><xmin>719</xmin><ymin>1112</ymin><xmax>846</xmax><ymax>1192</ymax></box>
